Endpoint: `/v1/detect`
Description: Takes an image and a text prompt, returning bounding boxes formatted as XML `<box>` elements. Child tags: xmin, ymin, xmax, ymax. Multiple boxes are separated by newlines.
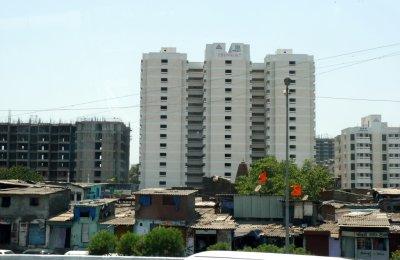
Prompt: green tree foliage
<box><xmin>242</xmin><ymin>244</ymin><xmax>308</xmax><ymax>255</ymax></box>
<box><xmin>116</xmin><ymin>232</ymin><xmax>142</xmax><ymax>256</ymax></box>
<box><xmin>392</xmin><ymin>250</ymin><xmax>400</xmax><ymax>260</ymax></box>
<box><xmin>0</xmin><ymin>166</ymin><xmax>43</xmax><ymax>182</ymax></box>
<box><xmin>235</xmin><ymin>157</ymin><xmax>333</xmax><ymax>200</ymax></box>
<box><xmin>87</xmin><ymin>230</ymin><xmax>117</xmax><ymax>255</ymax></box>
<box><xmin>141</xmin><ymin>227</ymin><xmax>184</xmax><ymax>257</ymax></box>
<box><xmin>129</xmin><ymin>164</ymin><xmax>140</xmax><ymax>183</ymax></box>
<box><xmin>207</xmin><ymin>242</ymin><xmax>231</xmax><ymax>251</ymax></box>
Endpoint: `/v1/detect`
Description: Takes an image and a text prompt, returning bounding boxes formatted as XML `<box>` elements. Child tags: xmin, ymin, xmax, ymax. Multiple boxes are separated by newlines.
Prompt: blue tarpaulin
<box><xmin>139</xmin><ymin>195</ymin><xmax>151</xmax><ymax>206</ymax></box>
<box><xmin>173</xmin><ymin>196</ymin><xmax>181</xmax><ymax>211</ymax></box>
<box><xmin>73</xmin><ymin>207</ymin><xmax>96</xmax><ymax>221</ymax></box>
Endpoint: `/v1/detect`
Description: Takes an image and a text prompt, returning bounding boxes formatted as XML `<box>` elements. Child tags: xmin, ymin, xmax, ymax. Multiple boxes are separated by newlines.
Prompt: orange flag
<box><xmin>258</xmin><ymin>171</ymin><xmax>268</xmax><ymax>185</ymax></box>
<box><xmin>291</xmin><ymin>184</ymin><xmax>302</xmax><ymax>197</ymax></box>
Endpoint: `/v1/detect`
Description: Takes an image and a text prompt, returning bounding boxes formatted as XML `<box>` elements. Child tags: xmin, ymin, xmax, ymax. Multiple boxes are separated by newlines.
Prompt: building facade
<box><xmin>75</xmin><ymin>120</ymin><xmax>130</xmax><ymax>183</ymax></box>
<box><xmin>316</xmin><ymin>137</ymin><xmax>335</xmax><ymax>164</ymax></box>
<box><xmin>139</xmin><ymin>43</ymin><xmax>315</xmax><ymax>188</ymax></box>
<box><xmin>0</xmin><ymin>119</ymin><xmax>130</xmax><ymax>183</ymax></box>
<box><xmin>335</xmin><ymin>115</ymin><xmax>400</xmax><ymax>189</ymax></box>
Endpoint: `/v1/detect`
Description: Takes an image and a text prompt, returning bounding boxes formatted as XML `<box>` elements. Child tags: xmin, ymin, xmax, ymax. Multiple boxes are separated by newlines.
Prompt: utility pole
<box><xmin>284</xmin><ymin>77</ymin><xmax>292</xmax><ymax>253</ymax></box>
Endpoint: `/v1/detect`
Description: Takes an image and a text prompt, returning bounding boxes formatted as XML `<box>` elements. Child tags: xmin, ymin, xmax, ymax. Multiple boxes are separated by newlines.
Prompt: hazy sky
<box><xmin>1</xmin><ymin>0</ymin><xmax>400</xmax><ymax>164</ymax></box>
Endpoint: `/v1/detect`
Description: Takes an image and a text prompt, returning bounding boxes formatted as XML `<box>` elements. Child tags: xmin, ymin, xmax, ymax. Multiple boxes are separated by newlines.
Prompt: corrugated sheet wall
<box><xmin>234</xmin><ymin>195</ymin><xmax>284</xmax><ymax>219</ymax></box>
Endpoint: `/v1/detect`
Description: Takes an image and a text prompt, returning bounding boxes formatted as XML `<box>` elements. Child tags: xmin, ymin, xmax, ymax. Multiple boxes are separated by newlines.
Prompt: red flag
<box><xmin>291</xmin><ymin>184</ymin><xmax>302</xmax><ymax>197</ymax></box>
<box><xmin>258</xmin><ymin>171</ymin><xmax>268</xmax><ymax>185</ymax></box>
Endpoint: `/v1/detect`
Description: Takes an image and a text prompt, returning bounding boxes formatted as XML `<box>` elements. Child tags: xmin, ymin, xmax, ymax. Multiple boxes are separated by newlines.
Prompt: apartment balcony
<box><xmin>251</xmin><ymin>89</ymin><xmax>265</xmax><ymax>96</ymax></box>
<box><xmin>355</xmin><ymin>157</ymin><xmax>371</xmax><ymax>164</ymax></box>
<box><xmin>186</xmin><ymin>115</ymin><xmax>205</xmax><ymax>122</ymax></box>
<box><xmin>251</xmin><ymin>143</ymin><xmax>265</xmax><ymax>149</ymax></box>
<box><xmin>355</xmin><ymin>147</ymin><xmax>371</xmax><ymax>153</ymax></box>
<box><xmin>355</xmin><ymin>167</ymin><xmax>371</xmax><ymax>174</ymax></box>
<box><xmin>186</xmin><ymin>151</ymin><xmax>204</xmax><ymax>157</ymax></box>
<box><xmin>186</xmin><ymin>142</ymin><xmax>205</xmax><ymax>148</ymax></box>
<box><xmin>187</xmin><ymin>133</ymin><xmax>204</xmax><ymax>140</ymax></box>
<box><xmin>356</xmin><ymin>178</ymin><xmax>372</xmax><ymax>183</ymax></box>
<box><xmin>187</xmin><ymin>107</ymin><xmax>205</xmax><ymax>113</ymax></box>
<box><xmin>187</xmin><ymin>89</ymin><xmax>204</xmax><ymax>96</ymax></box>
<box><xmin>388</xmin><ymin>168</ymin><xmax>400</xmax><ymax>174</ymax></box>
<box><xmin>251</xmin><ymin>117</ymin><xmax>265</xmax><ymax>123</ymax></box>
<box><xmin>250</xmin><ymin>107</ymin><xmax>265</xmax><ymax>114</ymax></box>
<box><xmin>252</xmin><ymin>133</ymin><xmax>265</xmax><ymax>140</ymax></box>
<box><xmin>185</xmin><ymin>169</ymin><xmax>204</xmax><ymax>175</ymax></box>
<box><xmin>186</xmin><ymin>161</ymin><xmax>205</xmax><ymax>167</ymax></box>
<box><xmin>355</xmin><ymin>137</ymin><xmax>371</xmax><ymax>143</ymax></box>
<box><xmin>187</xmin><ymin>125</ymin><xmax>204</xmax><ymax>131</ymax></box>
<box><xmin>251</xmin><ymin>151</ymin><xmax>266</xmax><ymax>158</ymax></box>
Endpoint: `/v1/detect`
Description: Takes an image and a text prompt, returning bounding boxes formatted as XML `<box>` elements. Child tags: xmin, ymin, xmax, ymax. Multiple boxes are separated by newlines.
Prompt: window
<box><xmin>161</xmin><ymin>78</ymin><xmax>168</xmax><ymax>82</ymax></box>
<box><xmin>160</xmin><ymin>143</ymin><xmax>167</xmax><ymax>148</ymax></box>
<box><xmin>161</xmin><ymin>105</ymin><xmax>167</xmax><ymax>110</ymax></box>
<box><xmin>77</xmin><ymin>192</ymin><xmax>82</xmax><ymax>201</ymax></box>
<box><xmin>225</xmin><ymin>79</ymin><xmax>232</xmax><ymax>84</ymax></box>
<box><xmin>383</xmin><ymin>144</ymin><xmax>387</xmax><ymax>151</ymax></box>
<box><xmin>224</xmin><ymin>172</ymin><xmax>231</xmax><ymax>177</ymax></box>
<box><xmin>225</xmin><ymin>60</ymin><xmax>232</xmax><ymax>65</ymax></box>
<box><xmin>289</xmin><ymin>117</ymin><xmax>296</xmax><ymax>121</ymax></box>
<box><xmin>289</xmin><ymin>126</ymin><xmax>296</xmax><ymax>130</ymax></box>
<box><xmin>225</xmin><ymin>135</ymin><xmax>231</xmax><ymax>139</ymax></box>
<box><xmin>225</xmin><ymin>144</ymin><xmax>231</xmax><ymax>149</ymax></box>
<box><xmin>225</xmin><ymin>107</ymin><xmax>232</xmax><ymax>112</ymax></box>
<box><xmin>161</xmin><ymin>96</ymin><xmax>167</xmax><ymax>101</ymax></box>
<box><xmin>382</xmin><ymin>154</ymin><xmax>387</xmax><ymax>161</ymax></box>
<box><xmin>351</xmin><ymin>154</ymin><xmax>355</xmax><ymax>160</ymax></box>
<box><xmin>159</xmin><ymin>181</ymin><xmax>166</xmax><ymax>186</ymax></box>
<box><xmin>350</xmin><ymin>144</ymin><xmax>355</xmax><ymax>151</ymax></box>
<box><xmin>289</xmin><ymin>145</ymin><xmax>296</xmax><ymax>149</ymax></box>
<box><xmin>289</xmin><ymin>98</ymin><xmax>296</xmax><ymax>103</ymax></box>
<box><xmin>30</xmin><ymin>197</ymin><xmax>39</xmax><ymax>206</ymax></box>
<box><xmin>382</xmin><ymin>134</ymin><xmax>387</xmax><ymax>141</ymax></box>
<box><xmin>225</xmin><ymin>69</ymin><xmax>232</xmax><ymax>74</ymax></box>
<box><xmin>160</xmin><ymin>162</ymin><xmax>166</xmax><ymax>166</ymax></box>
<box><xmin>160</xmin><ymin>133</ymin><xmax>167</xmax><ymax>139</ymax></box>
<box><xmin>350</xmin><ymin>134</ymin><xmax>355</xmax><ymax>141</ymax></box>
<box><xmin>383</xmin><ymin>164</ymin><xmax>387</xmax><ymax>171</ymax></box>
<box><xmin>162</xmin><ymin>195</ymin><xmax>174</xmax><ymax>205</ymax></box>
<box><xmin>161</xmin><ymin>59</ymin><xmax>168</xmax><ymax>64</ymax></box>
<box><xmin>289</xmin><ymin>107</ymin><xmax>296</xmax><ymax>112</ymax></box>
<box><xmin>161</xmin><ymin>68</ymin><xmax>168</xmax><ymax>73</ymax></box>
<box><xmin>1</xmin><ymin>197</ymin><xmax>10</xmax><ymax>207</ymax></box>
<box><xmin>159</xmin><ymin>171</ymin><xmax>166</xmax><ymax>176</ymax></box>
<box><xmin>82</xmin><ymin>223</ymin><xmax>89</xmax><ymax>243</ymax></box>
<box><xmin>289</xmin><ymin>61</ymin><xmax>296</xmax><ymax>65</ymax></box>
<box><xmin>160</xmin><ymin>152</ymin><xmax>166</xmax><ymax>157</ymax></box>
<box><xmin>351</xmin><ymin>163</ymin><xmax>355</xmax><ymax>170</ymax></box>
<box><xmin>225</xmin><ymin>88</ymin><xmax>232</xmax><ymax>93</ymax></box>
<box><xmin>225</xmin><ymin>163</ymin><xmax>231</xmax><ymax>167</ymax></box>
<box><xmin>225</xmin><ymin>116</ymin><xmax>232</xmax><ymax>121</ymax></box>
<box><xmin>225</xmin><ymin>97</ymin><xmax>232</xmax><ymax>102</ymax></box>
<box><xmin>161</xmin><ymin>87</ymin><xmax>167</xmax><ymax>92</ymax></box>
<box><xmin>160</xmin><ymin>115</ymin><xmax>167</xmax><ymax>119</ymax></box>
<box><xmin>289</xmin><ymin>136</ymin><xmax>296</xmax><ymax>140</ymax></box>
<box><xmin>289</xmin><ymin>70</ymin><xmax>296</xmax><ymax>75</ymax></box>
<box><xmin>160</xmin><ymin>124</ymin><xmax>167</xmax><ymax>129</ymax></box>
<box><xmin>225</xmin><ymin>125</ymin><xmax>231</xmax><ymax>130</ymax></box>
<box><xmin>225</xmin><ymin>153</ymin><xmax>231</xmax><ymax>158</ymax></box>
<box><xmin>289</xmin><ymin>89</ymin><xmax>296</xmax><ymax>93</ymax></box>
<box><xmin>290</xmin><ymin>154</ymin><xmax>296</xmax><ymax>159</ymax></box>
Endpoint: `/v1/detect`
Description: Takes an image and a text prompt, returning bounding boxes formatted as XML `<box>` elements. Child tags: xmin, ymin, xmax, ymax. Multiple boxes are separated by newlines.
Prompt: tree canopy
<box><xmin>235</xmin><ymin>157</ymin><xmax>333</xmax><ymax>200</ymax></box>
<box><xmin>141</xmin><ymin>227</ymin><xmax>184</xmax><ymax>257</ymax></box>
<box><xmin>87</xmin><ymin>230</ymin><xmax>117</xmax><ymax>255</ymax></box>
<box><xmin>0</xmin><ymin>166</ymin><xmax>43</xmax><ymax>182</ymax></box>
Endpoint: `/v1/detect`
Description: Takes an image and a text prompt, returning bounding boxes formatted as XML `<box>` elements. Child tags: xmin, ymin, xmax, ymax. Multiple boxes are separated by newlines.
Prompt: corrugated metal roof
<box><xmin>134</xmin><ymin>188</ymin><xmax>197</xmax><ymax>196</ymax></box>
<box><xmin>0</xmin><ymin>186</ymin><xmax>66</xmax><ymax>195</ymax></box>
<box><xmin>373</xmin><ymin>188</ymin><xmax>400</xmax><ymax>195</ymax></box>
<box><xmin>304</xmin><ymin>222</ymin><xmax>339</xmax><ymax>238</ymax></box>
<box><xmin>190</xmin><ymin>208</ymin><xmax>236</xmax><ymax>230</ymax></box>
<box><xmin>338</xmin><ymin>212</ymin><xmax>390</xmax><ymax>228</ymax></box>
<box><xmin>75</xmin><ymin>198</ymin><xmax>117</xmax><ymax>207</ymax></box>
<box><xmin>235</xmin><ymin>223</ymin><xmax>303</xmax><ymax>238</ymax></box>
<box><xmin>101</xmin><ymin>205</ymin><xmax>135</xmax><ymax>225</ymax></box>
<box><xmin>48</xmin><ymin>211</ymin><xmax>73</xmax><ymax>222</ymax></box>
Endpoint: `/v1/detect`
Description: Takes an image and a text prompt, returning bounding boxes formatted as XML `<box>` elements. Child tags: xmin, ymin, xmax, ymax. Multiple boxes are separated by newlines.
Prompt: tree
<box><xmin>207</xmin><ymin>242</ymin><xmax>231</xmax><ymax>251</ymax></box>
<box><xmin>129</xmin><ymin>164</ymin><xmax>140</xmax><ymax>183</ymax></box>
<box><xmin>0</xmin><ymin>166</ymin><xmax>43</xmax><ymax>182</ymax></box>
<box><xmin>116</xmin><ymin>232</ymin><xmax>142</xmax><ymax>256</ymax></box>
<box><xmin>87</xmin><ymin>230</ymin><xmax>117</xmax><ymax>255</ymax></box>
<box><xmin>235</xmin><ymin>157</ymin><xmax>333</xmax><ymax>200</ymax></box>
<box><xmin>392</xmin><ymin>250</ymin><xmax>400</xmax><ymax>260</ymax></box>
<box><xmin>141</xmin><ymin>227</ymin><xmax>184</xmax><ymax>257</ymax></box>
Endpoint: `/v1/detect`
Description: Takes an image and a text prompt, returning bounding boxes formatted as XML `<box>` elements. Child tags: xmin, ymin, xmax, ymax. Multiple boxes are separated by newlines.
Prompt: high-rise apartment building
<box><xmin>334</xmin><ymin>115</ymin><xmax>400</xmax><ymax>189</ymax></box>
<box><xmin>75</xmin><ymin>120</ymin><xmax>130</xmax><ymax>183</ymax></box>
<box><xmin>0</xmin><ymin>119</ymin><xmax>130</xmax><ymax>183</ymax></box>
<box><xmin>316</xmin><ymin>137</ymin><xmax>335</xmax><ymax>164</ymax></box>
<box><xmin>139</xmin><ymin>43</ymin><xmax>315</xmax><ymax>189</ymax></box>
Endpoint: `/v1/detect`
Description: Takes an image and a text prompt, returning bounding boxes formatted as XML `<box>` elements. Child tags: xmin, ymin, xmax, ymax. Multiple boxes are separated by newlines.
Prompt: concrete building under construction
<box><xmin>0</xmin><ymin>119</ymin><xmax>130</xmax><ymax>183</ymax></box>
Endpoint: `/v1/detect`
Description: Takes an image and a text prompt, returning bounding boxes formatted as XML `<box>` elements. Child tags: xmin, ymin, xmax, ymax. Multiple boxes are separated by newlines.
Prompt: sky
<box><xmin>1</xmin><ymin>0</ymin><xmax>400</xmax><ymax>164</ymax></box>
